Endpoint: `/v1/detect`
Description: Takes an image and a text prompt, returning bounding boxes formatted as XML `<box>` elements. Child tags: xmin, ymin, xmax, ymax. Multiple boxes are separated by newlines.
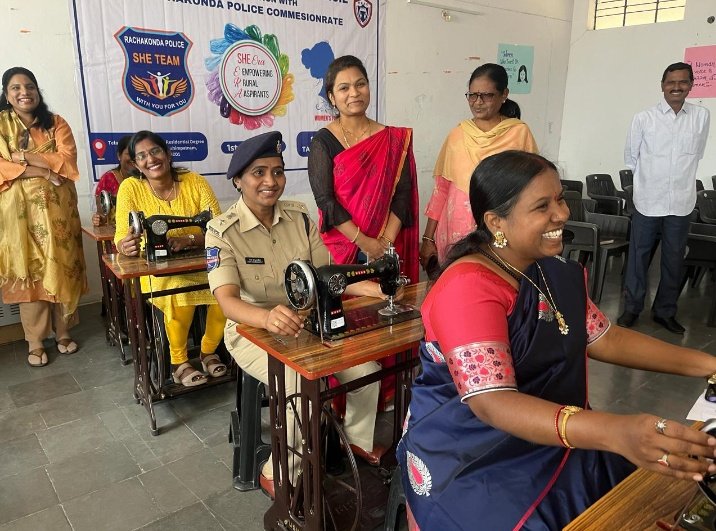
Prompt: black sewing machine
<box><xmin>284</xmin><ymin>245</ymin><xmax>416</xmax><ymax>340</ymax></box>
<box><xmin>93</xmin><ymin>190</ymin><xmax>116</xmax><ymax>225</ymax></box>
<box><xmin>128</xmin><ymin>210</ymin><xmax>211</xmax><ymax>262</ymax></box>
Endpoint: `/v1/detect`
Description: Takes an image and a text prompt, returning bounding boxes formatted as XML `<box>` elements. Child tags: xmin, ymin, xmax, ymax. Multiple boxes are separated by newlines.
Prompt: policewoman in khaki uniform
<box><xmin>206</xmin><ymin>131</ymin><xmax>389</xmax><ymax>496</ymax></box>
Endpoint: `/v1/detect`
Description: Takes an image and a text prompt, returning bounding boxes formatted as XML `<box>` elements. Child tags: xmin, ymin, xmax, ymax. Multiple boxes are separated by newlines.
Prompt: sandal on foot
<box><xmin>200</xmin><ymin>353</ymin><xmax>227</xmax><ymax>378</ymax></box>
<box><xmin>27</xmin><ymin>349</ymin><xmax>48</xmax><ymax>368</ymax></box>
<box><xmin>56</xmin><ymin>338</ymin><xmax>79</xmax><ymax>355</ymax></box>
<box><xmin>172</xmin><ymin>362</ymin><xmax>207</xmax><ymax>387</ymax></box>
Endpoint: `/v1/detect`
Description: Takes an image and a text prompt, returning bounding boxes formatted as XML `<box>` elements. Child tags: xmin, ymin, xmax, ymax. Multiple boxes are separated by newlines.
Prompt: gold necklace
<box><xmin>338</xmin><ymin>117</ymin><xmax>371</xmax><ymax>147</ymax></box>
<box><xmin>146</xmin><ymin>178</ymin><xmax>176</xmax><ymax>204</ymax></box>
<box><xmin>489</xmin><ymin>247</ymin><xmax>569</xmax><ymax>336</ymax></box>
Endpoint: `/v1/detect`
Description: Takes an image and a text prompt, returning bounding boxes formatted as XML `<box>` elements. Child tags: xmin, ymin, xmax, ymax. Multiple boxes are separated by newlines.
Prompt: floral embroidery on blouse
<box><xmin>445</xmin><ymin>341</ymin><xmax>517</xmax><ymax>401</ymax></box>
<box><xmin>586</xmin><ymin>298</ymin><xmax>610</xmax><ymax>344</ymax></box>
<box><xmin>407</xmin><ymin>451</ymin><xmax>432</xmax><ymax>497</ymax></box>
<box><xmin>425</xmin><ymin>342</ymin><xmax>445</xmax><ymax>363</ymax></box>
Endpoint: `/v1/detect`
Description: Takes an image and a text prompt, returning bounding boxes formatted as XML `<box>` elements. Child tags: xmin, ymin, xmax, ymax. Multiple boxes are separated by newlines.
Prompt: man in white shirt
<box><xmin>618</xmin><ymin>62</ymin><xmax>710</xmax><ymax>334</ymax></box>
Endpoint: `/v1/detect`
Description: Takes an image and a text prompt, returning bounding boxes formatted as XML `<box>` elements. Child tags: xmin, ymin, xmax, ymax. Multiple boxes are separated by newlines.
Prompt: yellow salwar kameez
<box><xmin>0</xmin><ymin>110</ymin><xmax>87</xmax><ymax>321</ymax></box>
<box><xmin>113</xmin><ymin>170</ymin><xmax>226</xmax><ymax>365</ymax></box>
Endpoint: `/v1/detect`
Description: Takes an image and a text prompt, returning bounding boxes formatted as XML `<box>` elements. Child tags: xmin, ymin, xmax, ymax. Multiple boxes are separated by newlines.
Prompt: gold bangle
<box><xmin>19</xmin><ymin>151</ymin><xmax>28</xmax><ymax>166</ymax></box>
<box><xmin>350</xmin><ymin>227</ymin><xmax>361</xmax><ymax>243</ymax></box>
<box><xmin>559</xmin><ymin>406</ymin><xmax>583</xmax><ymax>449</ymax></box>
<box><xmin>380</xmin><ymin>234</ymin><xmax>394</xmax><ymax>245</ymax></box>
<box><xmin>46</xmin><ymin>168</ymin><xmax>52</xmax><ymax>180</ymax></box>
<box><xmin>422</xmin><ymin>235</ymin><xmax>435</xmax><ymax>243</ymax></box>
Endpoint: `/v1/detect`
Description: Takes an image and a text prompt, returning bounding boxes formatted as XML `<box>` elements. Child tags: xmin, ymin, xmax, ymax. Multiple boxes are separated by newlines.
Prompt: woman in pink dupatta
<box><xmin>308</xmin><ymin>56</ymin><xmax>419</xmax><ymax>458</ymax></box>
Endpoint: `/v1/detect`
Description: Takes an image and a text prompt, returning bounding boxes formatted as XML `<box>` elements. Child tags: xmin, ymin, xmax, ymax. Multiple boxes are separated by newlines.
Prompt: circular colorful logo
<box><xmin>219</xmin><ymin>41</ymin><xmax>282</xmax><ymax>117</ymax></box>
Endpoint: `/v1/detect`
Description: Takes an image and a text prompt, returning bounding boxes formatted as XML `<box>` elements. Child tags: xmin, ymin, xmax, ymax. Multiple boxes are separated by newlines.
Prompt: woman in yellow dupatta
<box><xmin>0</xmin><ymin>67</ymin><xmax>87</xmax><ymax>367</ymax></box>
<box><xmin>420</xmin><ymin>63</ymin><xmax>538</xmax><ymax>272</ymax></box>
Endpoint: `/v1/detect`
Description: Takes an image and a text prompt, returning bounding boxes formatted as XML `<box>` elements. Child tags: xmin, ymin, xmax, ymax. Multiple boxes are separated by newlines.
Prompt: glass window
<box><xmin>593</xmin><ymin>0</ymin><xmax>686</xmax><ymax>30</ymax></box>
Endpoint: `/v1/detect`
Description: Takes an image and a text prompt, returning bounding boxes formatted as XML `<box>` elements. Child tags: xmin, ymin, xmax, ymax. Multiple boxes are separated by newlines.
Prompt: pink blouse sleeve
<box><xmin>426</xmin><ymin>263</ymin><xmax>518</xmax><ymax>401</ymax></box>
<box><xmin>424</xmin><ymin>175</ymin><xmax>450</xmax><ymax>220</ymax></box>
<box><xmin>586</xmin><ymin>297</ymin><xmax>610</xmax><ymax>344</ymax></box>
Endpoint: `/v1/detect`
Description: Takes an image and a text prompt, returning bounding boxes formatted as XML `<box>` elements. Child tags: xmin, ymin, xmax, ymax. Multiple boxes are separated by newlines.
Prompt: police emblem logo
<box><xmin>115</xmin><ymin>26</ymin><xmax>194</xmax><ymax>117</ymax></box>
<box><xmin>205</xmin><ymin>246</ymin><xmax>220</xmax><ymax>272</ymax></box>
<box><xmin>354</xmin><ymin>0</ymin><xmax>373</xmax><ymax>28</ymax></box>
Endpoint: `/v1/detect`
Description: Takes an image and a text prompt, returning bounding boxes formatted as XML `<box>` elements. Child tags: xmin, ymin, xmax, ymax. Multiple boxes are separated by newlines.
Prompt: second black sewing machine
<box><xmin>128</xmin><ymin>210</ymin><xmax>211</xmax><ymax>262</ymax></box>
<box><xmin>283</xmin><ymin>245</ymin><xmax>418</xmax><ymax>340</ymax></box>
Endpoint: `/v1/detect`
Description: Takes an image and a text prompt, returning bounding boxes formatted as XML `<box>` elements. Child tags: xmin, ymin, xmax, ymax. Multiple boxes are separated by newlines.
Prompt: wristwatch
<box><xmin>18</xmin><ymin>151</ymin><xmax>28</xmax><ymax>166</ymax></box>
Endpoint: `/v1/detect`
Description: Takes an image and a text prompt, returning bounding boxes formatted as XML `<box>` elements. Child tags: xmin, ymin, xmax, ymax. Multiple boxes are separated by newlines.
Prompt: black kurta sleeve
<box><xmin>389</xmin><ymin>158</ymin><xmax>414</xmax><ymax>227</ymax></box>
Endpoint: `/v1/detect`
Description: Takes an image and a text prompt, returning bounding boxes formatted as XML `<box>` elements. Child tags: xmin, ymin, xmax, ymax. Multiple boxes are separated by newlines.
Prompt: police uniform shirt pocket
<box><xmin>237</xmin><ymin>264</ymin><xmax>271</xmax><ymax>303</ymax></box>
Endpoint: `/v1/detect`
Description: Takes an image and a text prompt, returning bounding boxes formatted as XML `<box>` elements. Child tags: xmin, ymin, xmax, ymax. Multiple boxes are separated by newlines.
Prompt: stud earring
<box><xmin>492</xmin><ymin>231</ymin><xmax>508</xmax><ymax>249</ymax></box>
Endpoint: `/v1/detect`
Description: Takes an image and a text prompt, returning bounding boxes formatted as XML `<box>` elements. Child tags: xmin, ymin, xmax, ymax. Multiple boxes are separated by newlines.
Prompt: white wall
<box><xmin>1</xmin><ymin>0</ymin><xmax>573</xmax><ymax>305</ymax></box>
<box><xmin>559</xmin><ymin>0</ymin><xmax>716</xmax><ymax>184</ymax></box>
<box><xmin>386</xmin><ymin>0</ymin><xmax>574</xmax><ymax>233</ymax></box>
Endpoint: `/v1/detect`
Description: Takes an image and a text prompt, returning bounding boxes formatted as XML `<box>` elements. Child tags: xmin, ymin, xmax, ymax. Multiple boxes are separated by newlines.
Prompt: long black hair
<box><xmin>469</xmin><ymin>63</ymin><xmax>521</xmax><ymax>119</ymax></box>
<box><xmin>440</xmin><ymin>150</ymin><xmax>557</xmax><ymax>274</ymax></box>
<box><xmin>114</xmin><ymin>134</ymin><xmax>132</xmax><ymax>173</ymax></box>
<box><xmin>0</xmin><ymin>67</ymin><xmax>54</xmax><ymax>130</ymax></box>
<box><xmin>127</xmin><ymin>130</ymin><xmax>186</xmax><ymax>181</ymax></box>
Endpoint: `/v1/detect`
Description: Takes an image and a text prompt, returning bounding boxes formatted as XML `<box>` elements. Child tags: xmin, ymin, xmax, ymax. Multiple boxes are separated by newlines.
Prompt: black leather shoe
<box><xmin>617</xmin><ymin>311</ymin><xmax>638</xmax><ymax>328</ymax></box>
<box><xmin>653</xmin><ymin>315</ymin><xmax>685</xmax><ymax>335</ymax></box>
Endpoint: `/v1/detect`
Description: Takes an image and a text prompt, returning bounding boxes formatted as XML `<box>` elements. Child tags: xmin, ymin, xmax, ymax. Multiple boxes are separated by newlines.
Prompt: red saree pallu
<box><xmin>319</xmin><ymin>126</ymin><xmax>420</xmax><ymax>410</ymax></box>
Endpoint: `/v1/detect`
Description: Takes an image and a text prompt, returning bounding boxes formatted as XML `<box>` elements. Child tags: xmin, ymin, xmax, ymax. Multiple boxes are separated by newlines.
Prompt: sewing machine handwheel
<box><xmin>284</xmin><ymin>261</ymin><xmax>317</xmax><ymax>310</ymax></box>
<box><xmin>129</xmin><ymin>211</ymin><xmax>144</xmax><ymax>236</ymax></box>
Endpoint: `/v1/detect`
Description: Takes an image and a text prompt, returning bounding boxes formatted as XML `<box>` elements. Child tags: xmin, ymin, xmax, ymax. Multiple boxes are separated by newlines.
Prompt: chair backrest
<box><xmin>712</xmin><ymin>175</ymin><xmax>716</xmax><ymax>191</ymax></box>
<box><xmin>564</xmin><ymin>190</ymin><xmax>586</xmax><ymax>222</ymax></box>
<box><xmin>697</xmin><ymin>190</ymin><xmax>716</xmax><ymax>224</ymax></box>
<box><xmin>697</xmin><ymin>179</ymin><xmax>705</xmax><ymax>192</ymax></box>
<box><xmin>619</xmin><ymin>169</ymin><xmax>633</xmax><ymax>189</ymax></box>
<box><xmin>560</xmin><ymin>179</ymin><xmax>584</xmax><ymax>196</ymax></box>
<box><xmin>586</xmin><ymin>174</ymin><xmax>618</xmax><ymax>197</ymax></box>
<box><xmin>623</xmin><ymin>185</ymin><xmax>635</xmax><ymax>216</ymax></box>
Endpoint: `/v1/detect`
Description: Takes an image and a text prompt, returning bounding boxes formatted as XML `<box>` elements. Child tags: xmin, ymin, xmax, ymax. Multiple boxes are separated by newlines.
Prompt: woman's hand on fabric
<box><xmin>47</xmin><ymin>171</ymin><xmax>63</xmax><ymax>187</ymax></box>
<box><xmin>265</xmin><ymin>304</ymin><xmax>304</xmax><ymax>337</ymax></box>
<box><xmin>419</xmin><ymin>239</ymin><xmax>437</xmax><ymax>269</ymax></box>
<box><xmin>612</xmin><ymin>414</ymin><xmax>716</xmax><ymax>481</ymax></box>
<box><xmin>359</xmin><ymin>235</ymin><xmax>388</xmax><ymax>260</ymax></box>
<box><xmin>119</xmin><ymin>230</ymin><xmax>141</xmax><ymax>257</ymax></box>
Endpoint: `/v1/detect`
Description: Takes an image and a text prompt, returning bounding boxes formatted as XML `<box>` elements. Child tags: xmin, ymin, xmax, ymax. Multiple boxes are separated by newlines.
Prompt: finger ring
<box><xmin>273</xmin><ymin>320</ymin><xmax>280</xmax><ymax>327</ymax></box>
<box><xmin>657</xmin><ymin>453</ymin><xmax>670</xmax><ymax>467</ymax></box>
<box><xmin>655</xmin><ymin>418</ymin><xmax>668</xmax><ymax>435</ymax></box>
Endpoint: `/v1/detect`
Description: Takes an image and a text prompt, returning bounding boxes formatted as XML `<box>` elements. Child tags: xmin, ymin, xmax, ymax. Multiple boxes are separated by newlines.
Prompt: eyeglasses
<box><xmin>465</xmin><ymin>92</ymin><xmax>496</xmax><ymax>103</ymax></box>
<box><xmin>134</xmin><ymin>146</ymin><xmax>164</xmax><ymax>162</ymax></box>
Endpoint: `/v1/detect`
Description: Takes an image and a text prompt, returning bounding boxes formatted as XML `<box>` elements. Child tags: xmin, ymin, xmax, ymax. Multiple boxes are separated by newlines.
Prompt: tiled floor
<box><xmin>0</xmin><ymin>257</ymin><xmax>714</xmax><ymax>530</ymax></box>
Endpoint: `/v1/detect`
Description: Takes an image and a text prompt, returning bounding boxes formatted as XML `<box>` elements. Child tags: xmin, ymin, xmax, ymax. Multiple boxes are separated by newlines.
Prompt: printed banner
<box><xmin>497</xmin><ymin>43</ymin><xmax>533</xmax><ymax>95</ymax></box>
<box><xmin>71</xmin><ymin>0</ymin><xmax>384</xmax><ymax>197</ymax></box>
<box><xmin>685</xmin><ymin>46</ymin><xmax>716</xmax><ymax>98</ymax></box>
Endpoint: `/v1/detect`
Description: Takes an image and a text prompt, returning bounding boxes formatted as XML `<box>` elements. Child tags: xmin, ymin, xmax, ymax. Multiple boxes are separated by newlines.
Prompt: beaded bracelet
<box><xmin>559</xmin><ymin>406</ymin><xmax>583</xmax><ymax>449</ymax></box>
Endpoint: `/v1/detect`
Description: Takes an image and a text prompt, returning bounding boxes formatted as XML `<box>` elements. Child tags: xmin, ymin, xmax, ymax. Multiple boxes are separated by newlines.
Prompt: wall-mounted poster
<box><xmin>684</xmin><ymin>45</ymin><xmax>716</xmax><ymax>98</ymax></box>
<box><xmin>71</xmin><ymin>0</ymin><xmax>385</xmax><ymax>198</ymax></box>
<box><xmin>498</xmin><ymin>43</ymin><xmax>533</xmax><ymax>95</ymax></box>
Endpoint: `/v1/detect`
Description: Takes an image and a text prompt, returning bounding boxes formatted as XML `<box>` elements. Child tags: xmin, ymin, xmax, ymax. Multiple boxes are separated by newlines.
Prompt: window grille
<box><xmin>593</xmin><ymin>0</ymin><xmax>686</xmax><ymax>30</ymax></box>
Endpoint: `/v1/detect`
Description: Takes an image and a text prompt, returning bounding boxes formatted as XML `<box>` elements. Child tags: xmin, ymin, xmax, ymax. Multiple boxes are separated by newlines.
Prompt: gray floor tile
<box><xmin>36</xmin><ymin>415</ymin><xmax>115</xmax><ymax>464</ymax></box>
<box><xmin>62</xmin><ymin>478</ymin><xmax>161</xmax><ymax>531</ymax></box>
<box><xmin>0</xmin><ymin>468</ymin><xmax>57</xmax><ymax>525</ymax></box>
<box><xmin>137</xmin><ymin>465</ymin><xmax>199</xmax><ymax>514</ymax></box>
<box><xmin>0</xmin><ymin>434</ymin><xmax>48</xmax><ymax>479</ymax></box>
<box><xmin>46</xmin><ymin>441</ymin><xmax>141</xmax><ymax>502</ymax></box>
<box><xmin>204</xmin><ymin>487</ymin><xmax>269</xmax><ymax>530</ymax></box>
<box><xmin>166</xmin><ymin>448</ymin><xmax>232</xmax><ymax>499</ymax></box>
<box><xmin>181</xmin><ymin>403</ymin><xmax>234</xmax><ymax>443</ymax></box>
<box><xmin>136</xmin><ymin>502</ymin><xmax>226</xmax><ymax>531</ymax></box>
<box><xmin>35</xmin><ymin>386</ymin><xmax>120</xmax><ymax>428</ymax></box>
<box><xmin>71</xmin><ymin>357</ymin><xmax>133</xmax><ymax>390</ymax></box>
<box><xmin>7</xmin><ymin>372</ymin><xmax>81</xmax><ymax>408</ymax></box>
<box><xmin>0</xmin><ymin>505</ymin><xmax>71</xmax><ymax>531</ymax></box>
<box><xmin>0</xmin><ymin>406</ymin><xmax>46</xmax><ymax>444</ymax></box>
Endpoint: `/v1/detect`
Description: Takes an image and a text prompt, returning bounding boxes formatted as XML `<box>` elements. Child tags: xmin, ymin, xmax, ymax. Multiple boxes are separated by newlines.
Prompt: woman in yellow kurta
<box><xmin>420</xmin><ymin>63</ymin><xmax>538</xmax><ymax>270</ymax></box>
<box><xmin>0</xmin><ymin>67</ymin><xmax>87</xmax><ymax>367</ymax></box>
<box><xmin>114</xmin><ymin>130</ymin><xmax>226</xmax><ymax>387</ymax></box>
